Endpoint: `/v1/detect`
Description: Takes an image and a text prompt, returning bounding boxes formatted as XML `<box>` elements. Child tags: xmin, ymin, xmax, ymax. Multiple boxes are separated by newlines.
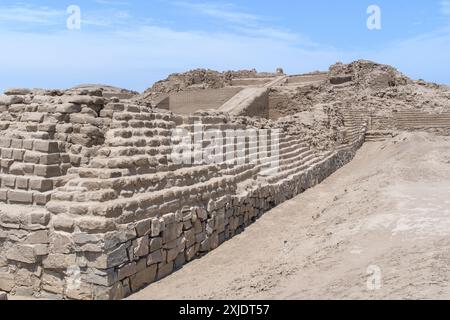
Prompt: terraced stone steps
<box><xmin>55</xmin><ymin>164</ymin><xmax>227</xmax><ymax>201</ymax></box>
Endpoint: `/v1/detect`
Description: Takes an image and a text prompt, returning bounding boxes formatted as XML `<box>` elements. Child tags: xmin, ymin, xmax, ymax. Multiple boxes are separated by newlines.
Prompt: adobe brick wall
<box><xmin>0</xmin><ymin>89</ymin><xmax>367</xmax><ymax>299</ymax></box>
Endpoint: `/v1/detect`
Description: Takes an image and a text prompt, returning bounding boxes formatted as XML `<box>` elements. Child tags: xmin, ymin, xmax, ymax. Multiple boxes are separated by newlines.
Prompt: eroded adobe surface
<box><xmin>0</xmin><ymin>60</ymin><xmax>448</xmax><ymax>300</ymax></box>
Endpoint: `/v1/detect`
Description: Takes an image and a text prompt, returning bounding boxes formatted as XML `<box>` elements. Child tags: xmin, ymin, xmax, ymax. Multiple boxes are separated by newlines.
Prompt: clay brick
<box><xmin>8</xmin><ymin>190</ymin><xmax>33</xmax><ymax>204</ymax></box>
<box><xmin>117</xmin><ymin>262</ymin><xmax>137</xmax><ymax>280</ymax></box>
<box><xmin>6</xmin><ymin>244</ymin><xmax>37</xmax><ymax>264</ymax></box>
<box><xmin>29</xmin><ymin>178</ymin><xmax>53</xmax><ymax>192</ymax></box>
<box><xmin>2</xmin><ymin>176</ymin><xmax>15</xmax><ymax>188</ymax></box>
<box><xmin>0</xmin><ymin>272</ymin><xmax>14</xmax><ymax>291</ymax></box>
<box><xmin>12</xmin><ymin>149</ymin><xmax>25</xmax><ymax>161</ymax></box>
<box><xmin>147</xmin><ymin>250</ymin><xmax>163</xmax><ymax>265</ymax></box>
<box><xmin>149</xmin><ymin>237</ymin><xmax>162</xmax><ymax>252</ymax></box>
<box><xmin>1</xmin><ymin>159</ymin><xmax>13</xmax><ymax>169</ymax></box>
<box><xmin>1</xmin><ymin>148</ymin><xmax>13</xmax><ymax>159</ymax></box>
<box><xmin>34</xmin><ymin>165</ymin><xmax>61</xmax><ymax>178</ymax></box>
<box><xmin>156</xmin><ymin>262</ymin><xmax>174</xmax><ymax>280</ymax></box>
<box><xmin>132</xmin><ymin>236</ymin><xmax>149</xmax><ymax>257</ymax></box>
<box><xmin>42</xmin><ymin>254</ymin><xmax>76</xmax><ymax>269</ymax></box>
<box><xmin>0</xmin><ymin>189</ymin><xmax>7</xmax><ymax>202</ymax></box>
<box><xmin>34</xmin><ymin>192</ymin><xmax>52</xmax><ymax>205</ymax></box>
<box><xmin>135</xmin><ymin>219</ymin><xmax>151</xmax><ymax>237</ymax></box>
<box><xmin>22</xmin><ymin>140</ymin><xmax>34</xmax><ymax>150</ymax></box>
<box><xmin>38</xmin><ymin>123</ymin><xmax>56</xmax><ymax>132</ymax></box>
<box><xmin>10</xmin><ymin>139</ymin><xmax>23</xmax><ymax>149</ymax></box>
<box><xmin>21</xmin><ymin>112</ymin><xmax>45</xmax><ymax>122</ymax></box>
<box><xmin>86</xmin><ymin>243</ymin><xmax>129</xmax><ymax>269</ymax></box>
<box><xmin>130</xmin><ymin>265</ymin><xmax>157</xmax><ymax>292</ymax></box>
<box><xmin>15</xmin><ymin>177</ymin><xmax>29</xmax><ymax>189</ymax></box>
<box><xmin>55</xmin><ymin>103</ymin><xmax>81</xmax><ymax>114</ymax></box>
<box><xmin>23</xmin><ymin>151</ymin><xmax>41</xmax><ymax>164</ymax></box>
<box><xmin>27</xmin><ymin>210</ymin><xmax>50</xmax><ymax>226</ymax></box>
<box><xmin>9</xmin><ymin>162</ymin><xmax>26</xmax><ymax>175</ymax></box>
<box><xmin>34</xmin><ymin>140</ymin><xmax>60</xmax><ymax>153</ymax></box>
<box><xmin>0</xmin><ymin>138</ymin><xmax>11</xmax><ymax>148</ymax></box>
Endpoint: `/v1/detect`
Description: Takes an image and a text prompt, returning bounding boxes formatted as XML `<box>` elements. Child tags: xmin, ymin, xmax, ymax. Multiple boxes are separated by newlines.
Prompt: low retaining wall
<box><xmin>168</xmin><ymin>88</ymin><xmax>243</xmax><ymax>115</ymax></box>
<box><xmin>219</xmin><ymin>88</ymin><xmax>269</xmax><ymax>118</ymax></box>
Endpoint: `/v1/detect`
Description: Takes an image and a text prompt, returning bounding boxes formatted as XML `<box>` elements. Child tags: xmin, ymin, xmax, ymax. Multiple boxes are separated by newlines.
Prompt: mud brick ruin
<box><xmin>0</xmin><ymin>60</ymin><xmax>449</xmax><ymax>299</ymax></box>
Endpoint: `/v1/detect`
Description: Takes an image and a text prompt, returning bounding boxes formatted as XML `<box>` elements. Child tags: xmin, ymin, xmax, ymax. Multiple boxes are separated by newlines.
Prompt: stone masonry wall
<box><xmin>0</xmin><ymin>89</ymin><xmax>366</xmax><ymax>299</ymax></box>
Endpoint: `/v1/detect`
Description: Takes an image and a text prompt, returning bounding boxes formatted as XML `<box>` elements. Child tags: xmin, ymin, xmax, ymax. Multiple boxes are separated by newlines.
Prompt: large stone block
<box><xmin>77</xmin><ymin>216</ymin><xmax>115</xmax><ymax>233</ymax></box>
<box><xmin>42</xmin><ymin>253</ymin><xmax>76</xmax><ymax>269</ymax></box>
<box><xmin>6</xmin><ymin>245</ymin><xmax>38</xmax><ymax>264</ymax></box>
<box><xmin>130</xmin><ymin>265</ymin><xmax>157</xmax><ymax>292</ymax></box>
<box><xmin>86</xmin><ymin>243</ymin><xmax>129</xmax><ymax>269</ymax></box>
<box><xmin>8</xmin><ymin>190</ymin><xmax>33</xmax><ymax>204</ymax></box>
<box><xmin>0</xmin><ymin>272</ymin><xmax>14</xmax><ymax>292</ymax></box>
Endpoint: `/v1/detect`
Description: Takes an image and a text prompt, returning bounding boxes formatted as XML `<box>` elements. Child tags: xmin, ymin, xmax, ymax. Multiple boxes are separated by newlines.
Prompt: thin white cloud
<box><xmin>0</xmin><ymin>3</ymin><xmax>133</xmax><ymax>30</ymax></box>
<box><xmin>0</xmin><ymin>22</ymin><xmax>346</xmax><ymax>92</ymax></box>
<box><xmin>170</xmin><ymin>1</ymin><xmax>308</xmax><ymax>45</ymax></box>
<box><xmin>172</xmin><ymin>1</ymin><xmax>263</xmax><ymax>26</ymax></box>
<box><xmin>0</xmin><ymin>5</ymin><xmax>65</xmax><ymax>25</ymax></box>
<box><xmin>81</xmin><ymin>9</ymin><xmax>132</xmax><ymax>27</ymax></box>
<box><xmin>95</xmin><ymin>0</ymin><xmax>129</xmax><ymax>6</ymax></box>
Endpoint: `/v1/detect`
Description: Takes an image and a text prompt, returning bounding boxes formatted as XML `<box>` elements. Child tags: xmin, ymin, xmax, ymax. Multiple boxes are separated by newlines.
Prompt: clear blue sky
<box><xmin>1</xmin><ymin>0</ymin><xmax>450</xmax><ymax>92</ymax></box>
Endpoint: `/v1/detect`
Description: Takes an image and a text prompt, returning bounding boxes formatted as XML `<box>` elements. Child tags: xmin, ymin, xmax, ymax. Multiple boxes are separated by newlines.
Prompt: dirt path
<box><xmin>129</xmin><ymin>132</ymin><xmax>450</xmax><ymax>300</ymax></box>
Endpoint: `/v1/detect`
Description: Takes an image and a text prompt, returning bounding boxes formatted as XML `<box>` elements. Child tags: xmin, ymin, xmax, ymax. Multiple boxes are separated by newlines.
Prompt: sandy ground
<box><xmin>129</xmin><ymin>132</ymin><xmax>450</xmax><ymax>300</ymax></box>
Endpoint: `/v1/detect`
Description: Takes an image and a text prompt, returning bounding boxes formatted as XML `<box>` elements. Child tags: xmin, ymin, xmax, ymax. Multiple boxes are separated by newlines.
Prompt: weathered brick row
<box><xmin>0</xmin><ymin>189</ymin><xmax>52</xmax><ymax>205</ymax></box>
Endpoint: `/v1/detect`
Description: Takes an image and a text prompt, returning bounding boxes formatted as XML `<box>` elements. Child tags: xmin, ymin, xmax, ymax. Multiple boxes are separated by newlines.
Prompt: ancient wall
<box><xmin>0</xmin><ymin>89</ymin><xmax>366</xmax><ymax>300</ymax></box>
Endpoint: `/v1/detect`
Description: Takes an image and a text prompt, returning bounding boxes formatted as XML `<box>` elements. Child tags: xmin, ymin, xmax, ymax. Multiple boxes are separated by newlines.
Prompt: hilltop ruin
<box><xmin>0</xmin><ymin>60</ymin><xmax>449</xmax><ymax>299</ymax></box>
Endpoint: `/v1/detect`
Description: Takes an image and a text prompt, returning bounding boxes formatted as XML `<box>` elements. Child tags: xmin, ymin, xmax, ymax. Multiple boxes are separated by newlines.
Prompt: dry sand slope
<box><xmin>129</xmin><ymin>132</ymin><xmax>450</xmax><ymax>300</ymax></box>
